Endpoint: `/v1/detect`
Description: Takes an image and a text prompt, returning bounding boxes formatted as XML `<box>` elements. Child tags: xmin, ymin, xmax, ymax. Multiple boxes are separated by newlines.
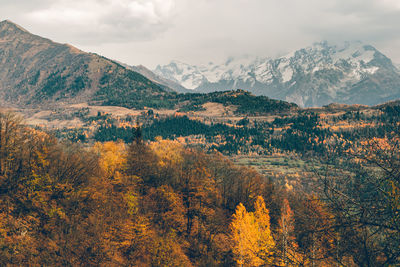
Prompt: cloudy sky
<box><xmin>1</xmin><ymin>0</ymin><xmax>400</xmax><ymax>68</ymax></box>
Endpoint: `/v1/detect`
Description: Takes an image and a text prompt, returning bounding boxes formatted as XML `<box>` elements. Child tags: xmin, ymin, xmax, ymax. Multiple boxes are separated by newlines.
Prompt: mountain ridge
<box><xmin>127</xmin><ymin>64</ymin><xmax>192</xmax><ymax>93</ymax></box>
<box><xmin>0</xmin><ymin>20</ymin><xmax>297</xmax><ymax>115</ymax></box>
<box><xmin>3</xmin><ymin>20</ymin><xmax>398</xmax><ymax>112</ymax></box>
<box><xmin>155</xmin><ymin>41</ymin><xmax>400</xmax><ymax>107</ymax></box>
<box><xmin>0</xmin><ymin>20</ymin><xmax>172</xmax><ymax>109</ymax></box>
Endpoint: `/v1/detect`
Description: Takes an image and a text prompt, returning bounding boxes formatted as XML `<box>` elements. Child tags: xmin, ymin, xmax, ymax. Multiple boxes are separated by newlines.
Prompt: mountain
<box><xmin>127</xmin><ymin>64</ymin><xmax>192</xmax><ymax>93</ymax></box>
<box><xmin>0</xmin><ymin>20</ymin><xmax>173</xmax><ymax>109</ymax></box>
<box><xmin>0</xmin><ymin>20</ymin><xmax>299</xmax><ymax>115</ymax></box>
<box><xmin>155</xmin><ymin>41</ymin><xmax>400</xmax><ymax>107</ymax></box>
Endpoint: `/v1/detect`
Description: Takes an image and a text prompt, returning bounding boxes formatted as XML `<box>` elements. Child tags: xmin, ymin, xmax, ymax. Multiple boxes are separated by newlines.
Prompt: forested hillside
<box><xmin>0</xmin><ymin>20</ymin><xmax>297</xmax><ymax>113</ymax></box>
<box><xmin>87</xmin><ymin>101</ymin><xmax>399</xmax><ymax>158</ymax></box>
<box><xmin>0</xmin><ymin>20</ymin><xmax>173</xmax><ymax>109</ymax></box>
<box><xmin>0</xmin><ymin>112</ymin><xmax>399</xmax><ymax>266</ymax></box>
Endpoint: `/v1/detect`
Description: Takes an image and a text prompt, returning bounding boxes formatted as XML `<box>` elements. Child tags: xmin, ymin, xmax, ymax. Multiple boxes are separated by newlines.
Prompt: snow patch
<box><xmin>364</xmin><ymin>66</ymin><xmax>379</xmax><ymax>74</ymax></box>
<box><xmin>154</xmin><ymin>41</ymin><xmax>384</xmax><ymax>93</ymax></box>
<box><xmin>281</xmin><ymin>67</ymin><xmax>293</xmax><ymax>83</ymax></box>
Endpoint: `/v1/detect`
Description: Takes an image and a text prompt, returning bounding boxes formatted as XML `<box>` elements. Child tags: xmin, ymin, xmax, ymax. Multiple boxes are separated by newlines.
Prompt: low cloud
<box><xmin>0</xmin><ymin>0</ymin><xmax>399</xmax><ymax>67</ymax></box>
<box><xmin>5</xmin><ymin>0</ymin><xmax>176</xmax><ymax>44</ymax></box>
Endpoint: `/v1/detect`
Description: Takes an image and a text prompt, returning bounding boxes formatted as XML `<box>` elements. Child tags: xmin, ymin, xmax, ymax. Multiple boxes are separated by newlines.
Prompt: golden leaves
<box><xmin>93</xmin><ymin>141</ymin><xmax>127</xmax><ymax>179</ymax></box>
<box><xmin>230</xmin><ymin>196</ymin><xmax>275</xmax><ymax>266</ymax></box>
<box><xmin>149</xmin><ymin>137</ymin><xmax>184</xmax><ymax>168</ymax></box>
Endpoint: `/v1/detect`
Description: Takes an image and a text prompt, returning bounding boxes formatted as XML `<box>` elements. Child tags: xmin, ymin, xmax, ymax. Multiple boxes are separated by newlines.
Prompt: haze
<box><xmin>1</xmin><ymin>0</ymin><xmax>400</xmax><ymax>68</ymax></box>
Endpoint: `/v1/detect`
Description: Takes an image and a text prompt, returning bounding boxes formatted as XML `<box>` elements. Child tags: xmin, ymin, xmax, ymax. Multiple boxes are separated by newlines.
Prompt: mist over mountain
<box><xmin>127</xmin><ymin>64</ymin><xmax>191</xmax><ymax>93</ymax></box>
<box><xmin>2</xmin><ymin>19</ymin><xmax>399</xmax><ymax>110</ymax></box>
<box><xmin>155</xmin><ymin>41</ymin><xmax>400</xmax><ymax>107</ymax></box>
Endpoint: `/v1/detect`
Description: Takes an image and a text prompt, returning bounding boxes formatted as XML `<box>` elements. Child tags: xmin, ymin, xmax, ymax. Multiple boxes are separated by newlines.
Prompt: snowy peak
<box><xmin>155</xmin><ymin>60</ymin><xmax>207</xmax><ymax>89</ymax></box>
<box><xmin>155</xmin><ymin>41</ymin><xmax>384</xmax><ymax>88</ymax></box>
<box><xmin>273</xmin><ymin>41</ymin><xmax>383</xmax><ymax>82</ymax></box>
<box><xmin>155</xmin><ymin>41</ymin><xmax>400</xmax><ymax>107</ymax></box>
<box><xmin>154</xmin><ymin>56</ymin><xmax>264</xmax><ymax>89</ymax></box>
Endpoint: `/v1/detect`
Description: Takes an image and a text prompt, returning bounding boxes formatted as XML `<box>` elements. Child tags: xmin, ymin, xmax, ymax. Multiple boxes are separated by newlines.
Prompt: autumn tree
<box><xmin>320</xmin><ymin>133</ymin><xmax>400</xmax><ymax>266</ymax></box>
<box><xmin>0</xmin><ymin>113</ymin><xmax>291</xmax><ymax>266</ymax></box>
<box><xmin>290</xmin><ymin>195</ymin><xmax>336</xmax><ymax>266</ymax></box>
<box><xmin>126</xmin><ymin>136</ymin><xmax>159</xmax><ymax>186</ymax></box>
<box><xmin>230</xmin><ymin>196</ymin><xmax>275</xmax><ymax>266</ymax></box>
<box><xmin>93</xmin><ymin>141</ymin><xmax>127</xmax><ymax>180</ymax></box>
<box><xmin>278</xmin><ymin>198</ymin><xmax>301</xmax><ymax>266</ymax></box>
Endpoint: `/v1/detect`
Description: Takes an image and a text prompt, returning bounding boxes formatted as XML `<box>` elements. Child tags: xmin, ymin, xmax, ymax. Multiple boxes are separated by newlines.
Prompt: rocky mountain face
<box><xmin>155</xmin><ymin>41</ymin><xmax>400</xmax><ymax>107</ymax></box>
<box><xmin>128</xmin><ymin>65</ymin><xmax>191</xmax><ymax>93</ymax></box>
<box><xmin>0</xmin><ymin>20</ymin><xmax>170</xmax><ymax>109</ymax></box>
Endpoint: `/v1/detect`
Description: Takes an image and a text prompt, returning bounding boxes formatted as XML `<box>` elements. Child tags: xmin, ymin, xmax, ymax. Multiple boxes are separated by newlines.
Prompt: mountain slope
<box><xmin>155</xmin><ymin>42</ymin><xmax>400</xmax><ymax>107</ymax></box>
<box><xmin>128</xmin><ymin>65</ymin><xmax>192</xmax><ymax>93</ymax></box>
<box><xmin>0</xmin><ymin>20</ymin><xmax>173</xmax><ymax>109</ymax></box>
<box><xmin>0</xmin><ymin>20</ymin><xmax>299</xmax><ymax>115</ymax></box>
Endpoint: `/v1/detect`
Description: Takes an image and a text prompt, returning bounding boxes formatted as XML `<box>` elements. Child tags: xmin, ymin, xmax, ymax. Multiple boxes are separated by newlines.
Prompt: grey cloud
<box><xmin>306</xmin><ymin>0</ymin><xmax>400</xmax><ymax>43</ymax></box>
<box><xmin>0</xmin><ymin>0</ymin><xmax>399</xmax><ymax>67</ymax></box>
<box><xmin>1</xmin><ymin>0</ymin><xmax>176</xmax><ymax>44</ymax></box>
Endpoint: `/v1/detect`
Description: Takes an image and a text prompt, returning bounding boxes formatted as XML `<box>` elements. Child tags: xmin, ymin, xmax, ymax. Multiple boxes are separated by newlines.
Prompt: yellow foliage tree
<box><xmin>149</xmin><ymin>137</ymin><xmax>184</xmax><ymax>168</ymax></box>
<box><xmin>93</xmin><ymin>141</ymin><xmax>127</xmax><ymax>179</ymax></box>
<box><xmin>230</xmin><ymin>196</ymin><xmax>275</xmax><ymax>266</ymax></box>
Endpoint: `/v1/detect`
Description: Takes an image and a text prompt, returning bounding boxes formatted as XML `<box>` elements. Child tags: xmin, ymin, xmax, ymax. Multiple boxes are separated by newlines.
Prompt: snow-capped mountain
<box><xmin>154</xmin><ymin>55</ymin><xmax>264</xmax><ymax>90</ymax></box>
<box><xmin>155</xmin><ymin>41</ymin><xmax>400</xmax><ymax>107</ymax></box>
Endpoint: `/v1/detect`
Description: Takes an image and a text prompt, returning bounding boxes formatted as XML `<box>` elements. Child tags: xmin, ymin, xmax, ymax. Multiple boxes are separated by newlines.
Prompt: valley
<box><xmin>10</xmin><ymin>93</ymin><xmax>397</xmax><ymax>194</ymax></box>
<box><xmin>0</xmin><ymin>19</ymin><xmax>399</xmax><ymax>266</ymax></box>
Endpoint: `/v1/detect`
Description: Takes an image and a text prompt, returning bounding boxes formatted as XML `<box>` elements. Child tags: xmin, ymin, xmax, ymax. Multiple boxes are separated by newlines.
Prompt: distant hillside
<box><xmin>0</xmin><ymin>20</ymin><xmax>173</xmax><ymax>109</ymax></box>
<box><xmin>155</xmin><ymin>41</ymin><xmax>400</xmax><ymax>107</ymax></box>
<box><xmin>176</xmin><ymin>89</ymin><xmax>298</xmax><ymax>115</ymax></box>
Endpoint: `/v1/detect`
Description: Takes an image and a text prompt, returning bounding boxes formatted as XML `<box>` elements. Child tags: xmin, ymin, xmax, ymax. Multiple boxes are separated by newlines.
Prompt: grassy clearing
<box><xmin>231</xmin><ymin>154</ymin><xmax>323</xmax><ymax>192</ymax></box>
